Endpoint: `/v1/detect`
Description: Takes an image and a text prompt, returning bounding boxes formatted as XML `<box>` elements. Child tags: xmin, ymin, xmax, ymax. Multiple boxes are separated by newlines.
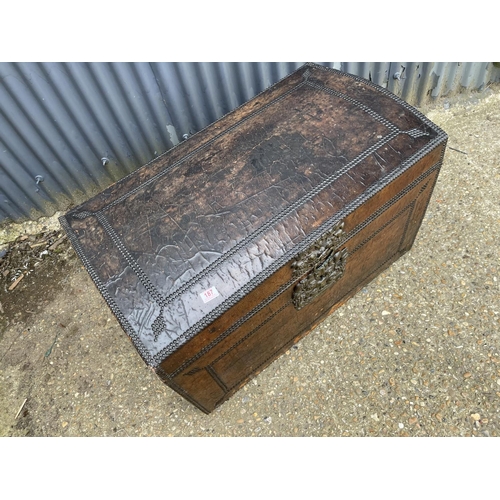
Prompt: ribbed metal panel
<box><xmin>149</xmin><ymin>62</ymin><xmax>307</xmax><ymax>136</ymax></box>
<box><xmin>385</xmin><ymin>62</ymin><xmax>500</xmax><ymax>104</ymax></box>
<box><xmin>0</xmin><ymin>62</ymin><xmax>178</xmax><ymax>222</ymax></box>
<box><xmin>341</xmin><ymin>62</ymin><xmax>391</xmax><ymax>88</ymax></box>
<box><xmin>1</xmin><ymin>62</ymin><xmax>499</xmax><ymax>224</ymax></box>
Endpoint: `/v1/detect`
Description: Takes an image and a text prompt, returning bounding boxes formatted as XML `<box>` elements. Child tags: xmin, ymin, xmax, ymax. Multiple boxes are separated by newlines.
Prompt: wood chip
<box><xmin>48</xmin><ymin>235</ymin><xmax>67</xmax><ymax>251</ymax></box>
<box><xmin>448</xmin><ymin>146</ymin><xmax>468</xmax><ymax>155</ymax></box>
<box><xmin>15</xmin><ymin>399</ymin><xmax>27</xmax><ymax>419</ymax></box>
<box><xmin>29</xmin><ymin>241</ymin><xmax>47</xmax><ymax>249</ymax></box>
<box><xmin>8</xmin><ymin>274</ymin><xmax>24</xmax><ymax>291</ymax></box>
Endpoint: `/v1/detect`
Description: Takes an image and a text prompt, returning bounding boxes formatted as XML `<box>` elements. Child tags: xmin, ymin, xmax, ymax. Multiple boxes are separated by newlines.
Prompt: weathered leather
<box><xmin>60</xmin><ymin>63</ymin><xmax>447</xmax><ymax>413</ymax></box>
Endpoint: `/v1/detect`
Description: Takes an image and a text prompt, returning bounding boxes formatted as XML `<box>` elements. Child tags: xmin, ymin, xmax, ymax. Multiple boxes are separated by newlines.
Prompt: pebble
<box><xmin>382</xmin><ymin>311</ymin><xmax>391</xmax><ymax>316</ymax></box>
<box><xmin>471</xmin><ymin>413</ymin><xmax>481</xmax><ymax>421</ymax></box>
<box><xmin>463</xmin><ymin>372</ymin><xmax>472</xmax><ymax>378</ymax></box>
<box><xmin>398</xmin><ymin>423</ymin><xmax>404</xmax><ymax>429</ymax></box>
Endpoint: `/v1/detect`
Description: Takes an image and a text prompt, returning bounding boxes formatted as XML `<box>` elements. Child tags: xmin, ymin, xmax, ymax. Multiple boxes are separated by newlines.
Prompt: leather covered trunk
<box><xmin>60</xmin><ymin>63</ymin><xmax>448</xmax><ymax>413</ymax></box>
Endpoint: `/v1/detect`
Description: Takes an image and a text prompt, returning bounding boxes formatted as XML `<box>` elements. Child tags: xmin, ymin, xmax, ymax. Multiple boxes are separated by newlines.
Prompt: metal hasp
<box><xmin>291</xmin><ymin>220</ymin><xmax>348</xmax><ymax>310</ymax></box>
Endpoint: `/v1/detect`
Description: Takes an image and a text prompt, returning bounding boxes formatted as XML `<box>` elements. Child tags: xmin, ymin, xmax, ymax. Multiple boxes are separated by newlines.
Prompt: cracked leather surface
<box><xmin>61</xmin><ymin>64</ymin><xmax>442</xmax><ymax>363</ymax></box>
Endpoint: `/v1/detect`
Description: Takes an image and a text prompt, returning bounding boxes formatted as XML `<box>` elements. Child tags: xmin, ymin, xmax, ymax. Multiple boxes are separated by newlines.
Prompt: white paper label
<box><xmin>200</xmin><ymin>286</ymin><xmax>220</xmax><ymax>304</ymax></box>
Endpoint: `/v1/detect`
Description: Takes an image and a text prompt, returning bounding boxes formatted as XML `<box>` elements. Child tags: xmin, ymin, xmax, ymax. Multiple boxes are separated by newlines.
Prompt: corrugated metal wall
<box><xmin>1</xmin><ymin>62</ymin><xmax>499</xmax><ymax>224</ymax></box>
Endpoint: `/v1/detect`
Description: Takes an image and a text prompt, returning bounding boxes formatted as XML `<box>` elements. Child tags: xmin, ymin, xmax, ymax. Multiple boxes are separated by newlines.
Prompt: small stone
<box><xmin>371</xmin><ymin>413</ymin><xmax>380</xmax><ymax>422</ymax></box>
<box><xmin>496</xmin><ymin>379</ymin><xmax>500</xmax><ymax>386</ymax></box>
<box><xmin>435</xmin><ymin>413</ymin><xmax>443</xmax><ymax>422</ymax></box>
<box><xmin>382</xmin><ymin>311</ymin><xmax>391</xmax><ymax>316</ymax></box>
<box><xmin>398</xmin><ymin>423</ymin><xmax>404</xmax><ymax>429</ymax></box>
<box><xmin>409</xmin><ymin>417</ymin><xmax>418</xmax><ymax>425</ymax></box>
<box><xmin>471</xmin><ymin>413</ymin><xmax>481</xmax><ymax>421</ymax></box>
<box><xmin>463</xmin><ymin>372</ymin><xmax>472</xmax><ymax>378</ymax></box>
<box><xmin>481</xmin><ymin>418</ymin><xmax>489</xmax><ymax>424</ymax></box>
<box><xmin>237</xmin><ymin>419</ymin><xmax>244</xmax><ymax>424</ymax></box>
<box><xmin>62</xmin><ymin>421</ymin><xmax>68</xmax><ymax>428</ymax></box>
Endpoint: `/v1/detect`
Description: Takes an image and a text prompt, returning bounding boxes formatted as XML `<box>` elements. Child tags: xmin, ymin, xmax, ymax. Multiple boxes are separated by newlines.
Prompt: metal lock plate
<box><xmin>291</xmin><ymin>220</ymin><xmax>348</xmax><ymax>310</ymax></box>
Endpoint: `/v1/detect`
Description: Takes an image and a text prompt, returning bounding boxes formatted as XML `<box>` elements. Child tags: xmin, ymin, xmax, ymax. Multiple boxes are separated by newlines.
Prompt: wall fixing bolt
<box><xmin>393</xmin><ymin>72</ymin><xmax>401</xmax><ymax>81</ymax></box>
<box><xmin>182</xmin><ymin>134</ymin><xmax>189</xmax><ymax>141</ymax></box>
<box><xmin>35</xmin><ymin>175</ymin><xmax>44</xmax><ymax>193</ymax></box>
<box><xmin>101</xmin><ymin>157</ymin><xmax>110</xmax><ymax>166</ymax></box>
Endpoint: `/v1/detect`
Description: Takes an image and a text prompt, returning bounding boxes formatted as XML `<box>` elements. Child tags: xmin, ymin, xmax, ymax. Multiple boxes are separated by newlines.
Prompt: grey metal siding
<box><xmin>1</xmin><ymin>62</ymin><xmax>499</xmax><ymax>224</ymax></box>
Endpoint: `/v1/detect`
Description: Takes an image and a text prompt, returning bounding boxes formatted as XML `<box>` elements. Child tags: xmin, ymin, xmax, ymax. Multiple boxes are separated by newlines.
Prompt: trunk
<box><xmin>60</xmin><ymin>63</ymin><xmax>447</xmax><ymax>413</ymax></box>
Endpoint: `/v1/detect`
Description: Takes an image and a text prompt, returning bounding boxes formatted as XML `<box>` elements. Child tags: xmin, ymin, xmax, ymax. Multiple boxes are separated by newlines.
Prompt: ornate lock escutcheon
<box><xmin>291</xmin><ymin>220</ymin><xmax>348</xmax><ymax>310</ymax></box>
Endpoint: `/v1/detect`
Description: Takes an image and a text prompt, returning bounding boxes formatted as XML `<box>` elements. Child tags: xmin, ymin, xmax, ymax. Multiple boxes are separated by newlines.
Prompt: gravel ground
<box><xmin>1</xmin><ymin>87</ymin><xmax>499</xmax><ymax>437</ymax></box>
